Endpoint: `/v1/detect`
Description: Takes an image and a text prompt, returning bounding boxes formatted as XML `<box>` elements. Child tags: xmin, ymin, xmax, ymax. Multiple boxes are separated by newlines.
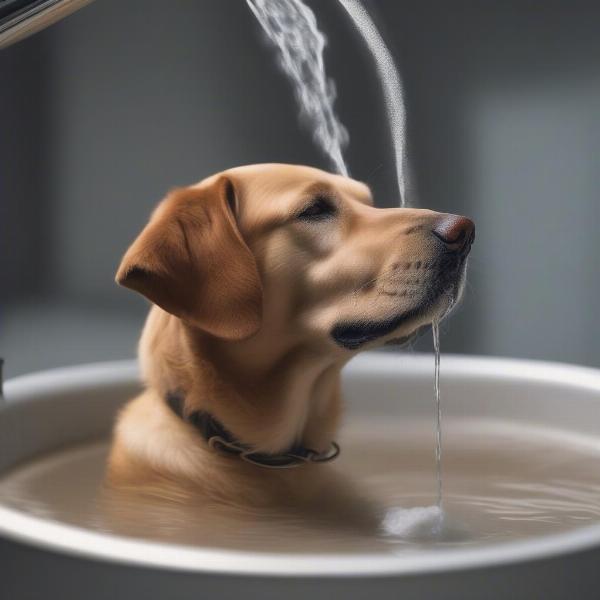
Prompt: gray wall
<box><xmin>1</xmin><ymin>0</ymin><xmax>600</xmax><ymax>376</ymax></box>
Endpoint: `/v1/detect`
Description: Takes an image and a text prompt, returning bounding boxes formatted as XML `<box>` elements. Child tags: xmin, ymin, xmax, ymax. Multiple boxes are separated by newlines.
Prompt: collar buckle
<box><xmin>238</xmin><ymin>441</ymin><xmax>341</xmax><ymax>469</ymax></box>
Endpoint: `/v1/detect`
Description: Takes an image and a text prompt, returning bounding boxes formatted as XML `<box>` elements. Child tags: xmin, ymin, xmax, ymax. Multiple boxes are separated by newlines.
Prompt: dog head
<box><xmin>117</xmin><ymin>164</ymin><xmax>474</xmax><ymax>355</ymax></box>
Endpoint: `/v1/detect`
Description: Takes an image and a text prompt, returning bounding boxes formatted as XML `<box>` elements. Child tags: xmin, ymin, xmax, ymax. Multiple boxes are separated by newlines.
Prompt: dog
<box><xmin>107</xmin><ymin>163</ymin><xmax>474</xmax><ymax>513</ymax></box>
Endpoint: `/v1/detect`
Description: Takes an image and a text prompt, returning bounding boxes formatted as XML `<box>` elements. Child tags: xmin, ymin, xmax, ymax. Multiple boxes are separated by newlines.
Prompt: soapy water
<box><xmin>3</xmin><ymin>419</ymin><xmax>600</xmax><ymax>553</ymax></box>
<box><xmin>247</xmin><ymin>0</ymin><xmax>408</xmax><ymax>205</ymax></box>
<box><xmin>247</xmin><ymin>0</ymin><xmax>349</xmax><ymax>176</ymax></box>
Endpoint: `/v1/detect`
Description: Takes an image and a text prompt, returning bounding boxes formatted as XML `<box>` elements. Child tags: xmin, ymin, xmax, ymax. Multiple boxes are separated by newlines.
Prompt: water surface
<box><xmin>1</xmin><ymin>418</ymin><xmax>600</xmax><ymax>554</ymax></box>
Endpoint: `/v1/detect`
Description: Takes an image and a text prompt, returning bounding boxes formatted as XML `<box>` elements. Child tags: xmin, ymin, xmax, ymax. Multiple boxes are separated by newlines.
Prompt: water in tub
<box><xmin>3</xmin><ymin>415</ymin><xmax>600</xmax><ymax>552</ymax></box>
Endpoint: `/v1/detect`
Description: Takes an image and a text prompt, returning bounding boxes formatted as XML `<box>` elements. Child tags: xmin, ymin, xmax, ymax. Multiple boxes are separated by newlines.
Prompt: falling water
<box><xmin>382</xmin><ymin>320</ymin><xmax>446</xmax><ymax>538</ymax></box>
<box><xmin>337</xmin><ymin>0</ymin><xmax>408</xmax><ymax>206</ymax></box>
<box><xmin>246</xmin><ymin>0</ymin><xmax>350</xmax><ymax>176</ymax></box>
<box><xmin>247</xmin><ymin>0</ymin><xmax>409</xmax><ymax>205</ymax></box>
<box><xmin>432</xmin><ymin>319</ymin><xmax>443</xmax><ymax>509</ymax></box>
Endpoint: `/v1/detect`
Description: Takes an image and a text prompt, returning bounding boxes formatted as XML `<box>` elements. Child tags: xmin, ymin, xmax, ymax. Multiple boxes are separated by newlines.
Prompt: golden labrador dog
<box><xmin>108</xmin><ymin>163</ymin><xmax>474</xmax><ymax>513</ymax></box>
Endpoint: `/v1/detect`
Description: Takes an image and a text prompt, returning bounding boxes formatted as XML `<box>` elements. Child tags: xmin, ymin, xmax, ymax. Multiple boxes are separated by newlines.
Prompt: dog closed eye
<box><xmin>296</xmin><ymin>196</ymin><xmax>337</xmax><ymax>221</ymax></box>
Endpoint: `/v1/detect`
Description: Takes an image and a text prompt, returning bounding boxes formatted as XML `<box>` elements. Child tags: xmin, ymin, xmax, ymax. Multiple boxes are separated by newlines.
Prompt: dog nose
<box><xmin>432</xmin><ymin>214</ymin><xmax>475</xmax><ymax>252</ymax></box>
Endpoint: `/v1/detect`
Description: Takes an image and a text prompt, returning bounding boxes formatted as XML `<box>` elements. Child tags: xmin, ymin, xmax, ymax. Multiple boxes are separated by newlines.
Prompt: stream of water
<box><xmin>432</xmin><ymin>319</ymin><xmax>443</xmax><ymax>511</ymax></box>
<box><xmin>337</xmin><ymin>0</ymin><xmax>408</xmax><ymax>205</ymax></box>
<box><xmin>246</xmin><ymin>0</ymin><xmax>350</xmax><ymax>176</ymax></box>
<box><xmin>247</xmin><ymin>0</ymin><xmax>409</xmax><ymax>206</ymax></box>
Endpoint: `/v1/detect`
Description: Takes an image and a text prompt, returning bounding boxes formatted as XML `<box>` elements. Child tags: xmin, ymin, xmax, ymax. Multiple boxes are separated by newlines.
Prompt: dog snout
<box><xmin>432</xmin><ymin>214</ymin><xmax>475</xmax><ymax>253</ymax></box>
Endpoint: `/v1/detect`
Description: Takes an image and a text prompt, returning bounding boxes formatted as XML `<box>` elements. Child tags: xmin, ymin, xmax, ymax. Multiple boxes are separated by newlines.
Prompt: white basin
<box><xmin>2</xmin><ymin>352</ymin><xmax>600</xmax><ymax>599</ymax></box>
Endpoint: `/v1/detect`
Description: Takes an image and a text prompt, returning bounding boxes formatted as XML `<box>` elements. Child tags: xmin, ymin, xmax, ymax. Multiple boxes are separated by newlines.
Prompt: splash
<box><xmin>381</xmin><ymin>505</ymin><xmax>443</xmax><ymax>539</ymax></box>
<box><xmin>338</xmin><ymin>0</ymin><xmax>408</xmax><ymax>206</ymax></box>
<box><xmin>247</xmin><ymin>0</ymin><xmax>349</xmax><ymax>176</ymax></box>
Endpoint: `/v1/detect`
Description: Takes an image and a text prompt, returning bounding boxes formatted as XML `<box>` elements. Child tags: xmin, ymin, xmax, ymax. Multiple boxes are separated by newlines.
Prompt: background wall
<box><xmin>1</xmin><ymin>0</ymin><xmax>599</xmax><ymax>377</ymax></box>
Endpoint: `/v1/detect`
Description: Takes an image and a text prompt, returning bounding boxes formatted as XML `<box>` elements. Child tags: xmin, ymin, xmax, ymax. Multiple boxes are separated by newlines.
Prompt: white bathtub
<box><xmin>2</xmin><ymin>353</ymin><xmax>600</xmax><ymax>599</ymax></box>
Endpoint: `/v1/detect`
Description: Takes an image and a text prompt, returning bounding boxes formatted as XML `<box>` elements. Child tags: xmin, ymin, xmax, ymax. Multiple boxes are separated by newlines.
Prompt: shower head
<box><xmin>0</xmin><ymin>0</ymin><xmax>94</xmax><ymax>49</ymax></box>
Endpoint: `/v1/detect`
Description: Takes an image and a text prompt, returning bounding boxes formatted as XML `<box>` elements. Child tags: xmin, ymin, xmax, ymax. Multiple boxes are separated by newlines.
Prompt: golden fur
<box><xmin>108</xmin><ymin>163</ymin><xmax>472</xmax><ymax>509</ymax></box>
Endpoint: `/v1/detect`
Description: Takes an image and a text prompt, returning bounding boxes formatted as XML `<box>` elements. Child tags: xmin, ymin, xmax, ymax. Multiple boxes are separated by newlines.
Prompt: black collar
<box><xmin>166</xmin><ymin>391</ymin><xmax>340</xmax><ymax>469</ymax></box>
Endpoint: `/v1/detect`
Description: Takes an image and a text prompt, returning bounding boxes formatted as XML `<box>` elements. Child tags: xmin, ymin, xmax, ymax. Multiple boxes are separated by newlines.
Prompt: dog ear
<box><xmin>116</xmin><ymin>177</ymin><xmax>262</xmax><ymax>340</ymax></box>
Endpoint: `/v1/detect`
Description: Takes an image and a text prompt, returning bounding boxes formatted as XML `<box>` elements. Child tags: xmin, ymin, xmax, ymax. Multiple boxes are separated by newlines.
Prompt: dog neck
<box><xmin>139</xmin><ymin>307</ymin><xmax>346</xmax><ymax>455</ymax></box>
